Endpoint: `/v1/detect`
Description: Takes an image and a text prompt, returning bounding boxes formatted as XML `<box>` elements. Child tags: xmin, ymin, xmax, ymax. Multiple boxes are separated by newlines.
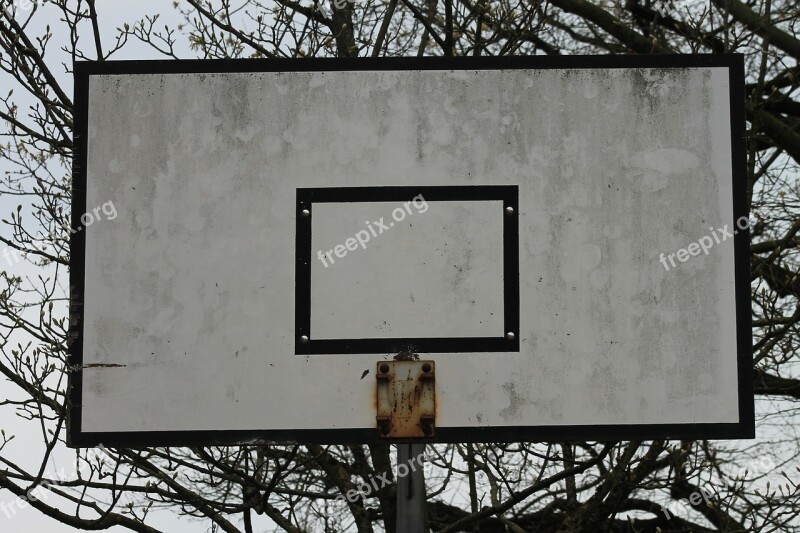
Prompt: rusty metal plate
<box><xmin>376</xmin><ymin>361</ymin><xmax>435</xmax><ymax>439</ymax></box>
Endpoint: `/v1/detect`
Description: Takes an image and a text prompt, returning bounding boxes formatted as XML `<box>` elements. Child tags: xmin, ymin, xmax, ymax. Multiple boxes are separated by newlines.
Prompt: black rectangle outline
<box><xmin>296</xmin><ymin>186</ymin><xmax>519</xmax><ymax>355</ymax></box>
<box><xmin>69</xmin><ymin>54</ymin><xmax>753</xmax><ymax>447</ymax></box>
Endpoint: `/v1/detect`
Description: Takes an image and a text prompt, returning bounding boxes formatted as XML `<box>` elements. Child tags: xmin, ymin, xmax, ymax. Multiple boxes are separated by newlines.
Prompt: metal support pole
<box><xmin>396</xmin><ymin>443</ymin><xmax>426</xmax><ymax>533</ymax></box>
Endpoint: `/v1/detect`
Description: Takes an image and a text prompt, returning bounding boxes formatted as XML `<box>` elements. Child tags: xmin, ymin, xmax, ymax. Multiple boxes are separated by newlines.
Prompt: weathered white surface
<box><xmin>311</xmin><ymin>200</ymin><xmax>504</xmax><ymax>339</ymax></box>
<box><xmin>81</xmin><ymin>67</ymin><xmax>738</xmax><ymax>432</ymax></box>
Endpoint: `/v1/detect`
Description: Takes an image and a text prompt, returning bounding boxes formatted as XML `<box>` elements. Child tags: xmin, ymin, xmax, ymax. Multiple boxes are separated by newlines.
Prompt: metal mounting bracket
<box><xmin>376</xmin><ymin>360</ymin><xmax>436</xmax><ymax>439</ymax></box>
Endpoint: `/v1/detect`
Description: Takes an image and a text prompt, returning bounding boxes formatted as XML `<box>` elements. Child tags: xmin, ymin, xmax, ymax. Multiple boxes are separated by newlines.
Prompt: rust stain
<box><xmin>375</xmin><ymin>360</ymin><xmax>435</xmax><ymax>439</ymax></box>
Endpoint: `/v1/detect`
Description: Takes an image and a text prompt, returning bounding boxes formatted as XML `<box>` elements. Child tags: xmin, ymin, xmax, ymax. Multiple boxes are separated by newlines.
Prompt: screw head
<box><xmin>300</xmin><ymin>335</ymin><xmax>309</xmax><ymax>343</ymax></box>
<box><xmin>505</xmin><ymin>206</ymin><xmax>515</xmax><ymax>215</ymax></box>
<box><xmin>422</xmin><ymin>363</ymin><xmax>432</xmax><ymax>373</ymax></box>
<box><xmin>380</xmin><ymin>363</ymin><xmax>390</xmax><ymax>374</ymax></box>
<box><xmin>505</xmin><ymin>331</ymin><xmax>515</xmax><ymax>340</ymax></box>
<box><xmin>301</xmin><ymin>208</ymin><xmax>311</xmax><ymax>217</ymax></box>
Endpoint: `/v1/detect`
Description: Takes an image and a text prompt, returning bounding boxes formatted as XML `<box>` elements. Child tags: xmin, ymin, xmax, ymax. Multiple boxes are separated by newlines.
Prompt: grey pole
<box><xmin>396</xmin><ymin>443</ymin><xmax>426</xmax><ymax>533</ymax></box>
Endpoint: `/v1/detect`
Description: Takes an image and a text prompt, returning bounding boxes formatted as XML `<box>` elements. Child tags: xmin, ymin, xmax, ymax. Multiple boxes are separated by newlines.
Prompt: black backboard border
<box><xmin>69</xmin><ymin>54</ymin><xmax>753</xmax><ymax>447</ymax></box>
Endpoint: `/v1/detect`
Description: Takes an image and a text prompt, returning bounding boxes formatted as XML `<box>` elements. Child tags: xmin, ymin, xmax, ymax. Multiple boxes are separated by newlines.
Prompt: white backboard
<box><xmin>69</xmin><ymin>56</ymin><xmax>753</xmax><ymax>446</ymax></box>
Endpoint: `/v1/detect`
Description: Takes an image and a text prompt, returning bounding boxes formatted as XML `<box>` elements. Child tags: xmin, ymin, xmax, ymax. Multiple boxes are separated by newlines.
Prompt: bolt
<box><xmin>506</xmin><ymin>331</ymin><xmax>515</xmax><ymax>341</ymax></box>
<box><xmin>380</xmin><ymin>363</ymin><xmax>390</xmax><ymax>374</ymax></box>
<box><xmin>422</xmin><ymin>421</ymin><xmax>433</xmax><ymax>435</ymax></box>
<box><xmin>300</xmin><ymin>335</ymin><xmax>309</xmax><ymax>343</ymax></box>
<box><xmin>422</xmin><ymin>363</ymin><xmax>432</xmax><ymax>373</ymax></box>
<box><xmin>379</xmin><ymin>421</ymin><xmax>390</xmax><ymax>435</ymax></box>
<box><xmin>301</xmin><ymin>208</ymin><xmax>310</xmax><ymax>217</ymax></box>
<box><xmin>505</xmin><ymin>206</ymin><xmax>515</xmax><ymax>215</ymax></box>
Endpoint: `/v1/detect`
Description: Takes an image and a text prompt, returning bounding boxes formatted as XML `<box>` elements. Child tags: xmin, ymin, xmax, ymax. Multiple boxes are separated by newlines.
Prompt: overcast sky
<box><xmin>1</xmin><ymin>2</ymin><xmax>793</xmax><ymax>532</ymax></box>
<box><xmin>0</xmin><ymin>2</ymin><xmax>206</xmax><ymax>531</ymax></box>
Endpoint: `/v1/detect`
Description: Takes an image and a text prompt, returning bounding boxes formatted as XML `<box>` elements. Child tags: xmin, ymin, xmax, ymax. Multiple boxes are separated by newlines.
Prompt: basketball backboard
<box><xmin>69</xmin><ymin>55</ymin><xmax>752</xmax><ymax>447</ymax></box>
